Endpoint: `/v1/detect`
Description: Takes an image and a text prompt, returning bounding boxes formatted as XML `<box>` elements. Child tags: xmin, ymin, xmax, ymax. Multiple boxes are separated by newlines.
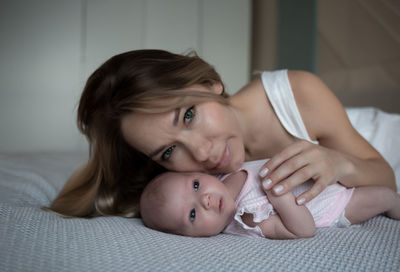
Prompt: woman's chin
<box><xmin>229</xmin><ymin>152</ymin><xmax>245</xmax><ymax>172</ymax></box>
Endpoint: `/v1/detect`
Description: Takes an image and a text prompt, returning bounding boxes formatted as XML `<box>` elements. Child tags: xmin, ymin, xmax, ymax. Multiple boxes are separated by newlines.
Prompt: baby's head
<box><xmin>140</xmin><ymin>171</ymin><xmax>236</xmax><ymax>237</ymax></box>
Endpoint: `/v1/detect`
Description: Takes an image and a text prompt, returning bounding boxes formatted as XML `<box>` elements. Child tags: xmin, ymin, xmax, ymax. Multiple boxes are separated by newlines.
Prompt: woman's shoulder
<box><xmin>286</xmin><ymin>70</ymin><xmax>351</xmax><ymax>140</ymax></box>
<box><xmin>287</xmin><ymin>70</ymin><xmax>330</xmax><ymax>104</ymax></box>
<box><xmin>232</xmin><ymin>70</ymin><xmax>317</xmax><ymax>102</ymax></box>
<box><xmin>230</xmin><ymin>70</ymin><xmax>322</xmax><ymax>111</ymax></box>
<box><xmin>286</xmin><ymin>70</ymin><xmax>343</xmax><ymax>109</ymax></box>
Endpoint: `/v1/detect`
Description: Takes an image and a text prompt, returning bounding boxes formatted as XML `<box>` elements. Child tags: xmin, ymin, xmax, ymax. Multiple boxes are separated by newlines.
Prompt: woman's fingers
<box><xmin>269</xmin><ymin>165</ymin><xmax>314</xmax><ymax>195</ymax></box>
<box><xmin>296</xmin><ymin>180</ymin><xmax>327</xmax><ymax>205</ymax></box>
<box><xmin>259</xmin><ymin>141</ymin><xmax>313</xmax><ymax>191</ymax></box>
<box><xmin>262</xmin><ymin>155</ymin><xmax>309</xmax><ymax>192</ymax></box>
<box><xmin>259</xmin><ymin>141</ymin><xmax>310</xmax><ymax>181</ymax></box>
<box><xmin>258</xmin><ymin>140</ymin><xmax>339</xmax><ymax>205</ymax></box>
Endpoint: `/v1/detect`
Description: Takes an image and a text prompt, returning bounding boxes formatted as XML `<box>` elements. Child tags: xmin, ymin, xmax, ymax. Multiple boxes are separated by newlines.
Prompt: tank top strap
<box><xmin>261</xmin><ymin>70</ymin><xmax>318</xmax><ymax>144</ymax></box>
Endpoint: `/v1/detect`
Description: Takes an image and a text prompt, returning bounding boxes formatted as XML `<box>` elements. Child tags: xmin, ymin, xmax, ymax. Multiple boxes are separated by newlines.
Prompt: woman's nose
<box><xmin>186</xmin><ymin>135</ymin><xmax>212</xmax><ymax>162</ymax></box>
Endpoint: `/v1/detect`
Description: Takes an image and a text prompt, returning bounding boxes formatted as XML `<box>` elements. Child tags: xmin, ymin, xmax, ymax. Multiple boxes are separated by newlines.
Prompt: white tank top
<box><xmin>261</xmin><ymin>70</ymin><xmax>318</xmax><ymax>145</ymax></box>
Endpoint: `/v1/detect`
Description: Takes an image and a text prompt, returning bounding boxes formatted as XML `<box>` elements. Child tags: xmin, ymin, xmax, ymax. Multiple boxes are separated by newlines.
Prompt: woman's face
<box><xmin>121</xmin><ymin>85</ymin><xmax>245</xmax><ymax>174</ymax></box>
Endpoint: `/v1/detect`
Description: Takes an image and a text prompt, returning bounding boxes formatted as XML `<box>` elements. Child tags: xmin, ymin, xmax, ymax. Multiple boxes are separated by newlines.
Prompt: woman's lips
<box><xmin>213</xmin><ymin>144</ymin><xmax>230</xmax><ymax>171</ymax></box>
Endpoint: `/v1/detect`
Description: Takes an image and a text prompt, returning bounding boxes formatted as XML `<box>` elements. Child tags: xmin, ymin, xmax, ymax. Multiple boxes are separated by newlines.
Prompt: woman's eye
<box><xmin>193</xmin><ymin>180</ymin><xmax>199</xmax><ymax>192</ymax></box>
<box><xmin>183</xmin><ymin>106</ymin><xmax>195</xmax><ymax>123</ymax></box>
<box><xmin>162</xmin><ymin>145</ymin><xmax>175</xmax><ymax>161</ymax></box>
<box><xmin>189</xmin><ymin>209</ymin><xmax>196</xmax><ymax>222</ymax></box>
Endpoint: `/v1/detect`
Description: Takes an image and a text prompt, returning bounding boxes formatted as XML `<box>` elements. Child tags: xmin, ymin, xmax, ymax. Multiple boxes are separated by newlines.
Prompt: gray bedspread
<box><xmin>0</xmin><ymin>152</ymin><xmax>399</xmax><ymax>272</ymax></box>
<box><xmin>1</xmin><ymin>108</ymin><xmax>400</xmax><ymax>272</ymax></box>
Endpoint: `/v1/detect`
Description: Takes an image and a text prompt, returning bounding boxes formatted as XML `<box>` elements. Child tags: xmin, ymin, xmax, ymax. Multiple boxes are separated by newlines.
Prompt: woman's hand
<box><xmin>258</xmin><ymin>140</ymin><xmax>349</xmax><ymax>205</ymax></box>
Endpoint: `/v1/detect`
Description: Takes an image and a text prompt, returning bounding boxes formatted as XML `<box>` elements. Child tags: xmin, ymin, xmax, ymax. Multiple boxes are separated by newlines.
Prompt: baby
<box><xmin>140</xmin><ymin>159</ymin><xmax>400</xmax><ymax>239</ymax></box>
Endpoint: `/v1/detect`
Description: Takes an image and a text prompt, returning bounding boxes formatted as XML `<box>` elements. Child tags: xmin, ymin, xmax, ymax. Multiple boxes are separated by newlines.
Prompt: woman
<box><xmin>49</xmin><ymin>49</ymin><xmax>396</xmax><ymax>218</ymax></box>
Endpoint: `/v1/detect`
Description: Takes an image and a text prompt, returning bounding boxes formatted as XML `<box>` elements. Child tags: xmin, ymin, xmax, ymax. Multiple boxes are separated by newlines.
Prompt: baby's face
<box><xmin>154</xmin><ymin>172</ymin><xmax>236</xmax><ymax>237</ymax></box>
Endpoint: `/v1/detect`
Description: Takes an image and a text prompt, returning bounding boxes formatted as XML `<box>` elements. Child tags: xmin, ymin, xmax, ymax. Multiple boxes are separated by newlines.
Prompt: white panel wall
<box><xmin>145</xmin><ymin>0</ymin><xmax>200</xmax><ymax>52</ymax></box>
<box><xmin>0</xmin><ymin>0</ymin><xmax>251</xmax><ymax>152</ymax></box>
<box><xmin>201</xmin><ymin>0</ymin><xmax>251</xmax><ymax>93</ymax></box>
<box><xmin>0</xmin><ymin>0</ymin><xmax>84</xmax><ymax>152</ymax></box>
<box><xmin>84</xmin><ymin>0</ymin><xmax>146</xmax><ymax>79</ymax></box>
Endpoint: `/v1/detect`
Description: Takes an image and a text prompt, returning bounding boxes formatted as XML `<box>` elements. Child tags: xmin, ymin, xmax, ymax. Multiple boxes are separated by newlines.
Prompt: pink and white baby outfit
<box><xmin>223</xmin><ymin>159</ymin><xmax>354</xmax><ymax>238</ymax></box>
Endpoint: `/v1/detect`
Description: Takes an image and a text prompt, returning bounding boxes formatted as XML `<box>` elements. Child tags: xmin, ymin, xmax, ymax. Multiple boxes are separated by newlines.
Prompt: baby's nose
<box><xmin>201</xmin><ymin>193</ymin><xmax>211</xmax><ymax>210</ymax></box>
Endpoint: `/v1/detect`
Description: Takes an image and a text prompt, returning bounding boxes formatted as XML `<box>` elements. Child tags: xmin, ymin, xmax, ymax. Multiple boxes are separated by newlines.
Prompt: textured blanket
<box><xmin>1</xmin><ymin>107</ymin><xmax>399</xmax><ymax>272</ymax></box>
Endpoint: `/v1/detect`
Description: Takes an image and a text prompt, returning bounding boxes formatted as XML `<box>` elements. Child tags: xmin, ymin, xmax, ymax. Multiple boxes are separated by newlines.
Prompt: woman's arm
<box><xmin>242</xmin><ymin>191</ymin><xmax>315</xmax><ymax>239</ymax></box>
<box><xmin>259</xmin><ymin>71</ymin><xmax>396</xmax><ymax>204</ymax></box>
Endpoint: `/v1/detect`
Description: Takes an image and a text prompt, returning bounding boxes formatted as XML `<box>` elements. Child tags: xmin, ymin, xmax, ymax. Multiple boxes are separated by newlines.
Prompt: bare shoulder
<box><xmin>287</xmin><ymin>70</ymin><xmax>380</xmax><ymax>158</ymax></box>
<box><xmin>287</xmin><ymin>70</ymin><xmax>350</xmax><ymax>140</ymax></box>
<box><xmin>287</xmin><ymin>70</ymin><xmax>341</xmax><ymax>108</ymax></box>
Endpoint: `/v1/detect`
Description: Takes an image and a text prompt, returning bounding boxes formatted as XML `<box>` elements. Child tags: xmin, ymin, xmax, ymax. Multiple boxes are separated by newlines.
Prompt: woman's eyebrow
<box><xmin>149</xmin><ymin>109</ymin><xmax>180</xmax><ymax>158</ymax></box>
<box><xmin>173</xmin><ymin>108</ymin><xmax>180</xmax><ymax>126</ymax></box>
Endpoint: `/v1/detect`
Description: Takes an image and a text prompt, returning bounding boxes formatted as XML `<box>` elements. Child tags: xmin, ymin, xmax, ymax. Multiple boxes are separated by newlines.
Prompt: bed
<box><xmin>1</xmin><ymin>107</ymin><xmax>399</xmax><ymax>272</ymax></box>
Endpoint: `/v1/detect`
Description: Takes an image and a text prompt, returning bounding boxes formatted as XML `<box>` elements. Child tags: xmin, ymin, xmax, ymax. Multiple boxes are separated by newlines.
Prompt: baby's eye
<box><xmin>189</xmin><ymin>209</ymin><xmax>196</xmax><ymax>222</ymax></box>
<box><xmin>162</xmin><ymin>145</ymin><xmax>175</xmax><ymax>161</ymax></box>
<box><xmin>193</xmin><ymin>180</ymin><xmax>199</xmax><ymax>191</ymax></box>
<box><xmin>183</xmin><ymin>106</ymin><xmax>195</xmax><ymax>123</ymax></box>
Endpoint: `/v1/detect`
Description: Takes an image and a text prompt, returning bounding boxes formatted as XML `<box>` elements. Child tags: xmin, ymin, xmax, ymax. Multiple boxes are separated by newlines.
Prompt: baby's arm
<box><xmin>242</xmin><ymin>191</ymin><xmax>315</xmax><ymax>239</ymax></box>
<box><xmin>266</xmin><ymin>190</ymin><xmax>315</xmax><ymax>238</ymax></box>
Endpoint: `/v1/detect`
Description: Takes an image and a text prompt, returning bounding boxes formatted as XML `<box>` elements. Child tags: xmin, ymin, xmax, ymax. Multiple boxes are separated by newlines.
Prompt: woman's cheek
<box><xmin>230</xmin><ymin>140</ymin><xmax>245</xmax><ymax>170</ymax></box>
<box><xmin>169</xmin><ymin>152</ymin><xmax>199</xmax><ymax>172</ymax></box>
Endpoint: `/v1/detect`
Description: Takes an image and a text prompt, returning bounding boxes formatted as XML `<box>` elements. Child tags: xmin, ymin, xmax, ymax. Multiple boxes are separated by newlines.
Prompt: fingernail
<box><xmin>297</xmin><ymin>198</ymin><xmax>305</xmax><ymax>205</ymax></box>
<box><xmin>273</xmin><ymin>185</ymin><xmax>283</xmax><ymax>194</ymax></box>
<box><xmin>259</xmin><ymin>168</ymin><xmax>269</xmax><ymax>178</ymax></box>
<box><xmin>262</xmin><ymin>179</ymin><xmax>272</xmax><ymax>189</ymax></box>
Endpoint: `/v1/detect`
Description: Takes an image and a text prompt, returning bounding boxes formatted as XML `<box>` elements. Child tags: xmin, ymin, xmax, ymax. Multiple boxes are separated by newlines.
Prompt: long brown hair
<box><xmin>49</xmin><ymin>49</ymin><xmax>228</xmax><ymax>218</ymax></box>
